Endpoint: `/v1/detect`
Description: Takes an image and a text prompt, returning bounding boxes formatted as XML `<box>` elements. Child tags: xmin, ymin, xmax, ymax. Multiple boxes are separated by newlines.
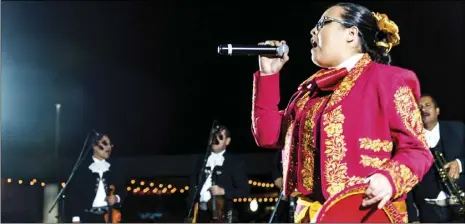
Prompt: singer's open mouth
<box><xmin>311</xmin><ymin>39</ymin><xmax>317</xmax><ymax>48</ymax></box>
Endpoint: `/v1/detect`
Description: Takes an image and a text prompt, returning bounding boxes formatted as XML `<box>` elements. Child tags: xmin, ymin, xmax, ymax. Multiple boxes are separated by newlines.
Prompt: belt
<box><xmin>86</xmin><ymin>207</ymin><xmax>108</xmax><ymax>215</ymax></box>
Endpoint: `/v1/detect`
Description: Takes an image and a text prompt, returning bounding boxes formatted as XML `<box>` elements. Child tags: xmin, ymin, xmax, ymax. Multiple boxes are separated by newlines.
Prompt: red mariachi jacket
<box><xmin>251</xmin><ymin>54</ymin><xmax>433</xmax><ymax>201</ymax></box>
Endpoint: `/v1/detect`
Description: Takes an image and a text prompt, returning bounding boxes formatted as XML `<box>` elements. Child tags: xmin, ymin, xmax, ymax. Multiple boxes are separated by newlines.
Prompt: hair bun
<box><xmin>372</xmin><ymin>12</ymin><xmax>400</xmax><ymax>53</ymax></box>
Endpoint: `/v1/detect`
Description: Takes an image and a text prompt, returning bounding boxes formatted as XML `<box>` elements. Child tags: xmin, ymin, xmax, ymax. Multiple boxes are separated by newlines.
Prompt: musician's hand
<box><xmin>209</xmin><ymin>185</ymin><xmax>225</xmax><ymax>196</ymax></box>
<box><xmin>362</xmin><ymin>173</ymin><xmax>393</xmax><ymax>209</ymax></box>
<box><xmin>258</xmin><ymin>40</ymin><xmax>289</xmax><ymax>76</ymax></box>
<box><xmin>444</xmin><ymin>160</ymin><xmax>460</xmax><ymax>180</ymax></box>
<box><xmin>274</xmin><ymin>177</ymin><xmax>283</xmax><ymax>190</ymax></box>
<box><xmin>106</xmin><ymin>195</ymin><xmax>117</xmax><ymax>206</ymax></box>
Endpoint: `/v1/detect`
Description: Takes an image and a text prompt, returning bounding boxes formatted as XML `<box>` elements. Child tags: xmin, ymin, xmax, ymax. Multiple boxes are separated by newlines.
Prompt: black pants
<box><xmin>80</xmin><ymin>212</ymin><xmax>106</xmax><ymax>223</ymax></box>
<box><xmin>417</xmin><ymin>201</ymin><xmax>464</xmax><ymax>223</ymax></box>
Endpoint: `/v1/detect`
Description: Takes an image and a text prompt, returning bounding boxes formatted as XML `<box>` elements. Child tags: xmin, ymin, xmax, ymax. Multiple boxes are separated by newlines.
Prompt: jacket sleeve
<box><xmin>223</xmin><ymin>160</ymin><xmax>250</xmax><ymax>200</ymax></box>
<box><xmin>251</xmin><ymin>71</ymin><xmax>284</xmax><ymax>148</ymax></box>
<box><xmin>376</xmin><ymin>70</ymin><xmax>434</xmax><ymax>199</ymax></box>
<box><xmin>111</xmin><ymin>168</ymin><xmax>127</xmax><ymax>208</ymax></box>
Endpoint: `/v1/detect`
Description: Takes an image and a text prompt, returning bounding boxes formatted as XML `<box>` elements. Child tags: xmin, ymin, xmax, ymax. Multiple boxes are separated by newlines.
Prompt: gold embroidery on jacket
<box><xmin>282</xmin><ymin>119</ymin><xmax>295</xmax><ymax>193</ymax></box>
<box><xmin>327</xmin><ymin>54</ymin><xmax>372</xmax><ymax>107</ymax></box>
<box><xmin>360</xmin><ymin>155</ymin><xmax>389</xmax><ymax>168</ymax></box>
<box><xmin>381</xmin><ymin>160</ymin><xmax>419</xmax><ymax>198</ymax></box>
<box><xmin>321</xmin><ymin>54</ymin><xmax>373</xmax><ymax>197</ymax></box>
<box><xmin>359</xmin><ymin>138</ymin><xmax>393</xmax><ymax>152</ymax></box>
<box><xmin>251</xmin><ymin>81</ymin><xmax>257</xmax><ymax>133</ymax></box>
<box><xmin>301</xmin><ymin>96</ymin><xmax>327</xmax><ymax>190</ymax></box>
<box><xmin>393</xmin><ymin>86</ymin><xmax>428</xmax><ymax>149</ymax></box>
<box><xmin>323</xmin><ymin>106</ymin><xmax>348</xmax><ymax>196</ymax></box>
<box><xmin>295</xmin><ymin>92</ymin><xmax>310</xmax><ymax>111</ymax></box>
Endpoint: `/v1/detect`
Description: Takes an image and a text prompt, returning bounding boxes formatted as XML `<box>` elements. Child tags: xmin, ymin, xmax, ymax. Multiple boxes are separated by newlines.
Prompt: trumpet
<box><xmin>432</xmin><ymin>151</ymin><xmax>465</xmax><ymax>214</ymax></box>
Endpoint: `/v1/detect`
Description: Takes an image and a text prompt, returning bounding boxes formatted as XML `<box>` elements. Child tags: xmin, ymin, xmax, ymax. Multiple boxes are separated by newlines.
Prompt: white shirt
<box><xmin>199</xmin><ymin>150</ymin><xmax>226</xmax><ymax>203</ymax></box>
<box><xmin>423</xmin><ymin>123</ymin><xmax>462</xmax><ymax>202</ymax></box>
<box><xmin>89</xmin><ymin>156</ymin><xmax>111</xmax><ymax>208</ymax></box>
<box><xmin>335</xmin><ymin>53</ymin><xmax>364</xmax><ymax>71</ymax></box>
<box><xmin>424</xmin><ymin>122</ymin><xmax>440</xmax><ymax>148</ymax></box>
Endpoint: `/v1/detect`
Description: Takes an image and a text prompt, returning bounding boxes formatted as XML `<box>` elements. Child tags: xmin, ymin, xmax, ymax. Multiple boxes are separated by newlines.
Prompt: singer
<box><xmin>250</xmin><ymin>2</ymin><xmax>433</xmax><ymax>223</ymax></box>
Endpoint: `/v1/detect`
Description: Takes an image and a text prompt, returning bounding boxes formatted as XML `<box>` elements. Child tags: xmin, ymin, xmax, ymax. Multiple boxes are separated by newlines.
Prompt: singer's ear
<box><xmin>346</xmin><ymin>26</ymin><xmax>359</xmax><ymax>44</ymax></box>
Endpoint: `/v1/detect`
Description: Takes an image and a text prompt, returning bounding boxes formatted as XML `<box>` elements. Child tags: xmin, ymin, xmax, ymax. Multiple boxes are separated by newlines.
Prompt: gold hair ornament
<box><xmin>372</xmin><ymin>12</ymin><xmax>400</xmax><ymax>53</ymax></box>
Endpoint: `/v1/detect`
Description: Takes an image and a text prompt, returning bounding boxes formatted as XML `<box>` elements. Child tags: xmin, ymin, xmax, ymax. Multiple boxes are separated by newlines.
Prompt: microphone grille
<box><xmin>277</xmin><ymin>44</ymin><xmax>289</xmax><ymax>57</ymax></box>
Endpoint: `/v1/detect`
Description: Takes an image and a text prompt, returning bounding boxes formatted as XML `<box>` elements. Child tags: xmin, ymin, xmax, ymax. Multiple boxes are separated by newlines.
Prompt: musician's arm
<box><xmin>454</xmin><ymin>122</ymin><xmax>465</xmax><ymax>173</ymax></box>
<box><xmin>110</xmin><ymin>168</ymin><xmax>127</xmax><ymax>208</ymax></box>
<box><xmin>224</xmin><ymin>161</ymin><xmax>250</xmax><ymax>200</ymax></box>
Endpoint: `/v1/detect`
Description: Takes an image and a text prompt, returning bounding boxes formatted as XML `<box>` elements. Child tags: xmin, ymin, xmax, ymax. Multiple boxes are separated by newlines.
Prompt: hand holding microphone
<box><xmin>258</xmin><ymin>40</ymin><xmax>289</xmax><ymax>76</ymax></box>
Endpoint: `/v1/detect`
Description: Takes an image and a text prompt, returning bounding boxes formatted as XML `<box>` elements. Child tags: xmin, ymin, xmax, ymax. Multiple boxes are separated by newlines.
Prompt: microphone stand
<box><xmin>186</xmin><ymin>120</ymin><xmax>218</xmax><ymax>221</ymax></box>
<box><xmin>48</xmin><ymin>130</ymin><xmax>96</xmax><ymax>223</ymax></box>
<box><xmin>268</xmin><ymin>191</ymin><xmax>284</xmax><ymax>223</ymax></box>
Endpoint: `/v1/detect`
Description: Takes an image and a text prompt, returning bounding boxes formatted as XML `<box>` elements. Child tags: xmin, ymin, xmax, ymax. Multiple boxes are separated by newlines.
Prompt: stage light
<box><xmin>249</xmin><ymin>199</ymin><xmax>258</xmax><ymax>212</ymax></box>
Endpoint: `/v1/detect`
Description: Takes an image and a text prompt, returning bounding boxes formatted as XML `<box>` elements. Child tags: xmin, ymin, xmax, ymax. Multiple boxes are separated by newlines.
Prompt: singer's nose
<box><xmin>310</xmin><ymin>27</ymin><xmax>318</xmax><ymax>37</ymax></box>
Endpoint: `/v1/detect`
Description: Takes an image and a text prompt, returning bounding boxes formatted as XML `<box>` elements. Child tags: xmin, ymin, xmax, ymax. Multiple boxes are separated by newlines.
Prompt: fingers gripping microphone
<box><xmin>217</xmin><ymin>44</ymin><xmax>289</xmax><ymax>57</ymax></box>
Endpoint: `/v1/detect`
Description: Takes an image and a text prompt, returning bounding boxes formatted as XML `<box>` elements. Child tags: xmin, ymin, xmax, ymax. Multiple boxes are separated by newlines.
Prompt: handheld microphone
<box><xmin>217</xmin><ymin>44</ymin><xmax>289</xmax><ymax>57</ymax></box>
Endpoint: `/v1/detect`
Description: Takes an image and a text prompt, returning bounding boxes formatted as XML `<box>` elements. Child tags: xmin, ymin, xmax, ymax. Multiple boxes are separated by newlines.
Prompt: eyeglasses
<box><xmin>315</xmin><ymin>16</ymin><xmax>354</xmax><ymax>31</ymax></box>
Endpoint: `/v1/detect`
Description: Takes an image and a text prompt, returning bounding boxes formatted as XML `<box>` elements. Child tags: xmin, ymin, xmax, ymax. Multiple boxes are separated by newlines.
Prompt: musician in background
<box><xmin>407</xmin><ymin>94</ymin><xmax>465</xmax><ymax>222</ymax></box>
<box><xmin>187</xmin><ymin>125</ymin><xmax>250</xmax><ymax>223</ymax></box>
<box><xmin>65</xmin><ymin>134</ymin><xmax>126</xmax><ymax>223</ymax></box>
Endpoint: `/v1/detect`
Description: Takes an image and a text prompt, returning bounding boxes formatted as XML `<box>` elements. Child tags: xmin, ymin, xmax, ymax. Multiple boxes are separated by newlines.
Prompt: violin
<box><xmin>104</xmin><ymin>185</ymin><xmax>122</xmax><ymax>223</ymax></box>
<box><xmin>209</xmin><ymin>166</ymin><xmax>225</xmax><ymax>223</ymax></box>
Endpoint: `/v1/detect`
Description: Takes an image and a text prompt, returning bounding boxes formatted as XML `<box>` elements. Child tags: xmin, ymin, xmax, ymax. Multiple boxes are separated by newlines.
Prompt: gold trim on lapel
<box><xmin>323</xmin><ymin>54</ymin><xmax>372</xmax><ymax>114</ymax></box>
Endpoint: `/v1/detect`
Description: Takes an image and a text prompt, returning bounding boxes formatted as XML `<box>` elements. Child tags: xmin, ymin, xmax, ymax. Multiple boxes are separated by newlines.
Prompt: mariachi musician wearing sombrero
<box><xmin>250</xmin><ymin>2</ymin><xmax>433</xmax><ymax>223</ymax></box>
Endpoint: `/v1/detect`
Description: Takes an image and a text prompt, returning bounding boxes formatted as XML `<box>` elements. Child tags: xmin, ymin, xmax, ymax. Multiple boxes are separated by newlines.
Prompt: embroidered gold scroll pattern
<box><xmin>393</xmin><ymin>86</ymin><xmax>428</xmax><ymax>149</ymax></box>
<box><xmin>300</xmin><ymin>97</ymin><xmax>327</xmax><ymax>191</ymax></box>
<box><xmin>359</xmin><ymin>138</ymin><xmax>393</xmax><ymax>152</ymax></box>
<box><xmin>360</xmin><ymin>155</ymin><xmax>389</xmax><ymax>168</ymax></box>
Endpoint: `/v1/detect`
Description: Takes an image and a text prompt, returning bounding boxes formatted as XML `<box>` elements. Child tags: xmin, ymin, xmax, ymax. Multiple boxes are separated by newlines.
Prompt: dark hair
<box><xmin>421</xmin><ymin>94</ymin><xmax>439</xmax><ymax>108</ymax></box>
<box><xmin>214</xmin><ymin>124</ymin><xmax>231</xmax><ymax>139</ymax></box>
<box><xmin>218</xmin><ymin>124</ymin><xmax>231</xmax><ymax>138</ymax></box>
<box><xmin>333</xmin><ymin>2</ymin><xmax>392</xmax><ymax>65</ymax></box>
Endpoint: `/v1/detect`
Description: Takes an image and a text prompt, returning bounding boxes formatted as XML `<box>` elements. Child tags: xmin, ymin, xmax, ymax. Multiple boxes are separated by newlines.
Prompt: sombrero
<box><xmin>313</xmin><ymin>183</ymin><xmax>405</xmax><ymax>223</ymax></box>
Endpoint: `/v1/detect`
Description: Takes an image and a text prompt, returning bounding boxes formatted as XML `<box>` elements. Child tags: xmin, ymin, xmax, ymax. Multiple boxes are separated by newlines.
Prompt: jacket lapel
<box><xmin>439</xmin><ymin>121</ymin><xmax>451</xmax><ymax>158</ymax></box>
<box><xmin>323</xmin><ymin>54</ymin><xmax>373</xmax><ymax>113</ymax></box>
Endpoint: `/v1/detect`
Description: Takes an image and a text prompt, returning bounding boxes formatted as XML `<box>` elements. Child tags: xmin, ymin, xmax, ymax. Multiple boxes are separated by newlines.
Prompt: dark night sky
<box><xmin>1</xmin><ymin>1</ymin><xmax>464</xmax><ymax>159</ymax></box>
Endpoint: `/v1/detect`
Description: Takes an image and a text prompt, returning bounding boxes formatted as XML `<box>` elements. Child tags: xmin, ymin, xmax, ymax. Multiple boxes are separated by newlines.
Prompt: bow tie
<box><xmin>89</xmin><ymin>160</ymin><xmax>110</xmax><ymax>173</ymax></box>
<box><xmin>300</xmin><ymin>68</ymin><xmax>349</xmax><ymax>92</ymax></box>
